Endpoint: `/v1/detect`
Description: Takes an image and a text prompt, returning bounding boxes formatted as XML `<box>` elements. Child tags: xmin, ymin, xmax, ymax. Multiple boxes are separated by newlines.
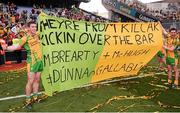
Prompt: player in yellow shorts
<box><xmin>163</xmin><ymin>27</ymin><xmax>179</xmax><ymax>89</ymax></box>
<box><xmin>5</xmin><ymin>21</ymin><xmax>43</xmax><ymax>109</ymax></box>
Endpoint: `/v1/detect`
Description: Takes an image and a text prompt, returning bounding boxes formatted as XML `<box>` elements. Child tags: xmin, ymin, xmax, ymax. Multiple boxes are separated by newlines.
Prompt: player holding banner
<box><xmin>163</xmin><ymin>27</ymin><xmax>179</xmax><ymax>89</ymax></box>
<box><xmin>4</xmin><ymin>21</ymin><xmax>43</xmax><ymax>109</ymax></box>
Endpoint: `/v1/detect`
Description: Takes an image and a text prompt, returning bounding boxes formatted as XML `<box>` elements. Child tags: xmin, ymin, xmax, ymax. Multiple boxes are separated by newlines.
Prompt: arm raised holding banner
<box><xmin>5</xmin><ymin>36</ymin><xmax>25</xmax><ymax>51</ymax></box>
<box><xmin>163</xmin><ymin>45</ymin><xmax>176</xmax><ymax>51</ymax></box>
<box><xmin>4</xmin><ymin>21</ymin><xmax>44</xmax><ymax>109</ymax></box>
<box><xmin>161</xmin><ymin>25</ymin><xmax>179</xmax><ymax>89</ymax></box>
<box><xmin>160</xmin><ymin>24</ymin><xmax>177</xmax><ymax>51</ymax></box>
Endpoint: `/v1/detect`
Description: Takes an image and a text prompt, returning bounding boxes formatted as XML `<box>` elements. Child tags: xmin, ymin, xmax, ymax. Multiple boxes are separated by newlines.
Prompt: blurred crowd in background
<box><xmin>0</xmin><ymin>1</ymin><xmax>179</xmax><ymax>65</ymax></box>
<box><xmin>0</xmin><ymin>2</ymin><xmax>109</xmax><ymax>65</ymax></box>
<box><xmin>118</xmin><ymin>0</ymin><xmax>180</xmax><ymax>21</ymax></box>
<box><xmin>0</xmin><ymin>2</ymin><xmax>107</xmax><ymax>46</ymax></box>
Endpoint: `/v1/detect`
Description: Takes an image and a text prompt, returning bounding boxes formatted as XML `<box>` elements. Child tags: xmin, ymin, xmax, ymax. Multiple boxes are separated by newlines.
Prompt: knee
<box><xmin>167</xmin><ymin>67</ymin><xmax>172</xmax><ymax>71</ymax></box>
<box><xmin>27</xmin><ymin>80</ymin><xmax>34</xmax><ymax>86</ymax></box>
<box><xmin>34</xmin><ymin>78</ymin><xmax>40</xmax><ymax>83</ymax></box>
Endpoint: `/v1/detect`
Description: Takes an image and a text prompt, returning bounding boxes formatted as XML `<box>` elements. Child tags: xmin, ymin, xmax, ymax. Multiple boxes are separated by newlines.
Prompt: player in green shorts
<box><xmin>5</xmin><ymin>21</ymin><xmax>43</xmax><ymax>109</ymax></box>
<box><xmin>163</xmin><ymin>27</ymin><xmax>179</xmax><ymax>89</ymax></box>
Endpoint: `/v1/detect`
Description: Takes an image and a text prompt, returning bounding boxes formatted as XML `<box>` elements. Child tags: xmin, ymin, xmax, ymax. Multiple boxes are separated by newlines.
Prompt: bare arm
<box><xmin>159</xmin><ymin>22</ymin><xmax>168</xmax><ymax>36</ymax></box>
<box><xmin>6</xmin><ymin>44</ymin><xmax>21</xmax><ymax>51</ymax></box>
<box><xmin>6</xmin><ymin>36</ymin><xmax>27</xmax><ymax>51</ymax></box>
<box><xmin>162</xmin><ymin>27</ymin><xmax>168</xmax><ymax>36</ymax></box>
<box><xmin>163</xmin><ymin>45</ymin><xmax>175</xmax><ymax>51</ymax></box>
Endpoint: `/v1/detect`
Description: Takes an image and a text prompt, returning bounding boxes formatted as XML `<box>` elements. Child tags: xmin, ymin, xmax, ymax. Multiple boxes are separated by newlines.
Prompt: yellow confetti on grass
<box><xmin>118</xmin><ymin>104</ymin><xmax>155</xmax><ymax>112</ymax></box>
<box><xmin>119</xmin><ymin>103</ymin><xmax>136</xmax><ymax>112</ymax></box>
<box><xmin>8</xmin><ymin>93</ymin><xmax>49</xmax><ymax>112</ymax></box>
<box><xmin>0</xmin><ymin>82</ymin><xmax>3</xmax><ymax>85</ymax></box>
<box><xmin>118</xmin><ymin>81</ymin><xmax>140</xmax><ymax>85</ymax></box>
<box><xmin>161</xmin><ymin>79</ymin><xmax>166</xmax><ymax>82</ymax></box>
<box><xmin>118</xmin><ymin>87</ymin><xmax>126</xmax><ymax>90</ymax></box>
<box><xmin>158</xmin><ymin>101</ymin><xmax>180</xmax><ymax>109</ymax></box>
<box><xmin>3</xmin><ymin>66</ymin><xmax>27</xmax><ymax>73</ymax></box>
<box><xmin>89</xmin><ymin>95</ymin><xmax>152</xmax><ymax>112</ymax></box>
<box><xmin>0</xmin><ymin>67</ymin><xmax>27</xmax><ymax>86</ymax></box>
<box><xmin>148</xmin><ymin>83</ymin><xmax>168</xmax><ymax>89</ymax></box>
<box><xmin>106</xmin><ymin>95</ymin><xmax>151</xmax><ymax>104</ymax></box>
<box><xmin>90</xmin><ymin>104</ymin><xmax>104</xmax><ymax>111</ymax></box>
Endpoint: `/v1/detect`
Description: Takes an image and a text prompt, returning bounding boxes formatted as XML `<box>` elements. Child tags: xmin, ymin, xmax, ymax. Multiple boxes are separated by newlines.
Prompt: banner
<box><xmin>38</xmin><ymin>13</ymin><xmax>163</xmax><ymax>96</ymax></box>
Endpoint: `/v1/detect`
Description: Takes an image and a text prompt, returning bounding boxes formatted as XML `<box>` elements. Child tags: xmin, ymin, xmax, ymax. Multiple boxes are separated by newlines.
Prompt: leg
<box><xmin>33</xmin><ymin>72</ymin><xmax>41</xmax><ymax>94</ymax></box>
<box><xmin>157</xmin><ymin>51</ymin><xmax>165</xmax><ymax>70</ymax></box>
<box><xmin>25</xmin><ymin>72</ymin><xmax>35</xmax><ymax>109</ymax></box>
<box><xmin>26</xmin><ymin>72</ymin><xmax>35</xmax><ymax>96</ymax></box>
<box><xmin>32</xmin><ymin>72</ymin><xmax>41</xmax><ymax>102</ymax></box>
<box><xmin>162</xmin><ymin>57</ymin><xmax>166</xmax><ymax>65</ymax></box>
<box><xmin>167</xmin><ymin>65</ymin><xmax>172</xmax><ymax>84</ymax></box>
<box><xmin>157</xmin><ymin>57</ymin><xmax>163</xmax><ymax>69</ymax></box>
<box><xmin>173</xmin><ymin>65</ymin><xmax>179</xmax><ymax>87</ymax></box>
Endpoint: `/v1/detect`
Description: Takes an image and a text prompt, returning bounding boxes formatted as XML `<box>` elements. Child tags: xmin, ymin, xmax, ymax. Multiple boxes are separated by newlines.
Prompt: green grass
<box><xmin>1</xmin><ymin>56</ymin><xmax>180</xmax><ymax>112</ymax></box>
<box><xmin>0</xmin><ymin>70</ymin><xmax>27</xmax><ymax>98</ymax></box>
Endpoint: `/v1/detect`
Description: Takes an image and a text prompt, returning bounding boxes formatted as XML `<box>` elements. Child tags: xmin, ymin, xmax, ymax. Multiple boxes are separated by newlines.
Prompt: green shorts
<box><xmin>157</xmin><ymin>51</ymin><xmax>164</xmax><ymax>58</ymax></box>
<box><xmin>166</xmin><ymin>57</ymin><xmax>178</xmax><ymax>66</ymax></box>
<box><xmin>27</xmin><ymin>60</ymin><xmax>43</xmax><ymax>72</ymax></box>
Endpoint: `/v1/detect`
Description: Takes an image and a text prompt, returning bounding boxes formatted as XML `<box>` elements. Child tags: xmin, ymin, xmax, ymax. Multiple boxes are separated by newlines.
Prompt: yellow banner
<box><xmin>91</xmin><ymin>22</ymin><xmax>163</xmax><ymax>82</ymax></box>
